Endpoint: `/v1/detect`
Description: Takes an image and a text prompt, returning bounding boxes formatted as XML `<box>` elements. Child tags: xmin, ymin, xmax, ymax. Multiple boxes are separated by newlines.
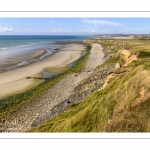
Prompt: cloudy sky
<box><xmin>0</xmin><ymin>18</ymin><xmax>150</xmax><ymax>35</ymax></box>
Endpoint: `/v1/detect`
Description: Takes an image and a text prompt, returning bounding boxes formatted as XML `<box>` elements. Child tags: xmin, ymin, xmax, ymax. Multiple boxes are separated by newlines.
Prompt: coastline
<box><xmin>0</xmin><ymin>43</ymin><xmax>106</xmax><ymax>132</ymax></box>
<box><xmin>0</xmin><ymin>49</ymin><xmax>47</xmax><ymax>72</ymax></box>
<box><xmin>0</xmin><ymin>43</ymin><xmax>86</xmax><ymax>99</ymax></box>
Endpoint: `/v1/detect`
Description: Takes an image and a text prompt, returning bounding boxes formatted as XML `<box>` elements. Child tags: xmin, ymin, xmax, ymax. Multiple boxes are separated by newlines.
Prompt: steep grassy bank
<box><xmin>29</xmin><ymin>39</ymin><xmax>150</xmax><ymax>132</ymax></box>
<box><xmin>0</xmin><ymin>45</ymin><xmax>91</xmax><ymax>118</ymax></box>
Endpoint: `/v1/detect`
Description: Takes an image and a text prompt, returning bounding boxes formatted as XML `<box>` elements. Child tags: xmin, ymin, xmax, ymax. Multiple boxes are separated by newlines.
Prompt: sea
<box><xmin>0</xmin><ymin>35</ymin><xmax>90</xmax><ymax>71</ymax></box>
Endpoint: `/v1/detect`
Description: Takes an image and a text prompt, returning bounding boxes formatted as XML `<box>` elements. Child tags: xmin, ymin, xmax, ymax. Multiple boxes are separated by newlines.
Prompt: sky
<box><xmin>0</xmin><ymin>18</ymin><xmax>150</xmax><ymax>35</ymax></box>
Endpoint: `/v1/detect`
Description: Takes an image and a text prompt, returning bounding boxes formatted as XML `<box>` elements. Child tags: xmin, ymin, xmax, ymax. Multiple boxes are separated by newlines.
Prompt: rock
<box><xmin>115</xmin><ymin>63</ymin><xmax>120</xmax><ymax>69</ymax></box>
<box><xmin>120</xmin><ymin>49</ymin><xmax>137</xmax><ymax>66</ymax></box>
<box><xmin>120</xmin><ymin>49</ymin><xmax>131</xmax><ymax>66</ymax></box>
<box><xmin>67</xmin><ymin>100</ymin><xmax>71</xmax><ymax>104</ymax></box>
<box><xmin>74</xmin><ymin>73</ymin><xmax>78</xmax><ymax>76</ymax></box>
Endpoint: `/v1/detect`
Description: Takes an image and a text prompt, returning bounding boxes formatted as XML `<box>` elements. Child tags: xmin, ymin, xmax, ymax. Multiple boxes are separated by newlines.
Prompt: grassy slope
<box><xmin>28</xmin><ymin>39</ymin><xmax>150</xmax><ymax>132</ymax></box>
<box><xmin>0</xmin><ymin>45</ymin><xmax>91</xmax><ymax>118</ymax></box>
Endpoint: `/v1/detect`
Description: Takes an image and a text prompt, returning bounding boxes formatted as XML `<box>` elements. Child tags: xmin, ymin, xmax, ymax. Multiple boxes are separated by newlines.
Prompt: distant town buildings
<box><xmin>89</xmin><ymin>34</ymin><xmax>150</xmax><ymax>40</ymax></box>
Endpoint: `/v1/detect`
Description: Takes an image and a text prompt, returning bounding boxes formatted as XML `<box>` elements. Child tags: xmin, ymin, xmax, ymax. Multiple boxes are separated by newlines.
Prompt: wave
<box><xmin>0</xmin><ymin>40</ymin><xmax>54</xmax><ymax>53</ymax></box>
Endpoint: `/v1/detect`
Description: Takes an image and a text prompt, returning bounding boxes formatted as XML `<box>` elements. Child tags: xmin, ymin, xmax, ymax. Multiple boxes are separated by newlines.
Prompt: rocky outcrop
<box><xmin>100</xmin><ymin>73</ymin><xmax>114</xmax><ymax>90</ymax></box>
<box><xmin>120</xmin><ymin>49</ymin><xmax>137</xmax><ymax>66</ymax></box>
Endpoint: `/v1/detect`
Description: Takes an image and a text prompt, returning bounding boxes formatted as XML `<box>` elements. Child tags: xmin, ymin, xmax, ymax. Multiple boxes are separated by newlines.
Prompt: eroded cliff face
<box><xmin>120</xmin><ymin>49</ymin><xmax>137</xmax><ymax>66</ymax></box>
<box><xmin>101</xmin><ymin>48</ymin><xmax>138</xmax><ymax>90</ymax></box>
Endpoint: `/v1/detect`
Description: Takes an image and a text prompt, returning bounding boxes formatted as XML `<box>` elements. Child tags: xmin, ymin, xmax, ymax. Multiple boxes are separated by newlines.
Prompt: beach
<box><xmin>0</xmin><ymin>43</ymin><xmax>86</xmax><ymax>99</ymax></box>
<box><xmin>0</xmin><ymin>43</ymin><xmax>106</xmax><ymax>132</ymax></box>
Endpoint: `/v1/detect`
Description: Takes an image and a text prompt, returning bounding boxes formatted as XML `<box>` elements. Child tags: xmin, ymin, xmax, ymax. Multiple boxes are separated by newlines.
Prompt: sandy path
<box><xmin>0</xmin><ymin>43</ymin><xmax>104</xmax><ymax>132</ymax></box>
<box><xmin>0</xmin><ymin>44</ymin><xmax>85</xmax><ymax>99</ymax></box>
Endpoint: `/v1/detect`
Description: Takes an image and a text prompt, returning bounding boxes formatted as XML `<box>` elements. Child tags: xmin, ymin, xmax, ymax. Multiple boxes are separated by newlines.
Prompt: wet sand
<box><xmin>0</xmin><ymin>49</ymin><xmax>46</xmax><ymax>71</ymax></box>
<box><xmin>0</xmin><ymin>44</ymin><xmax>86</xmax><ymax>99</ymax></box>
<box><xmin>29</xmin><ymin>49</ymin><xmax>46</xmax><ymax>59</ymax></box>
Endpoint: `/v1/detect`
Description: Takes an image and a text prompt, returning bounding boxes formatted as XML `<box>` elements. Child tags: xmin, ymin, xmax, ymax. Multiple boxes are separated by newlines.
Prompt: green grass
<box><xmin>28</xmin><ymin>63</ymin><xmax>150</xmax><ymax>132</ymax></box>
<box><xmin>138</xmin><ymin>51</ymin><xmax>150</xmax><ymax>58</ymax></box>
<box><xmin>27</xmin><ymin>89</ymin><xmax>118</xmax><ymax>132</ymax></box>
<box><xmin>0</xmin><ymin>45</ymin><xmax>91</xmax><ymax>118</ymax></box>
<box><xmin>28</xmin><ymin>39</ymin><xmax>150</xmax><ymax>132</ymax></box>
<box><xmin>87</xmin><ymin>39</ymin><xmax>150</xmax><ymax>54</ymax></box>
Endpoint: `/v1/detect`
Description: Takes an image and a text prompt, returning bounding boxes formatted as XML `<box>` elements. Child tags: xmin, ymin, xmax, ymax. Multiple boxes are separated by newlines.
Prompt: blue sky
<box><xmin>0</xmin><ymin>18</ymin><xmax>150</xmax><ymax>35</ymax></box>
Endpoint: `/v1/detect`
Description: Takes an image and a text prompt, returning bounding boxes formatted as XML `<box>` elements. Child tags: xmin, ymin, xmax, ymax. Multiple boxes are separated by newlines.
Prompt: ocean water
<box><xmin>0</xmin><ymin>35</ymin><xmax>89</xmax><ymax>71</ymax></box>
<box><xmin>0</xmin><ymin>35</ymin><xmax>89</xmax><ymax>51</ymax></box>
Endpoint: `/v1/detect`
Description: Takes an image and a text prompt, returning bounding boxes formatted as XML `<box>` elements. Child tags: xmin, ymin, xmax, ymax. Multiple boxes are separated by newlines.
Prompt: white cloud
<box><xmin>91</xmin><ymin>29</ymin><xmax>98</xmax><ymax>33</ymax></box>
<box><xmin>0</xmin><ymin>27</ymin><xmax>14</xmax><ymax>33</ymax></box>
<box><xmin>77</xmin><ymin>28</ymin><xmax>100</xmax><ymax>33</ymax></box>
<box><xmin>82</xmin><ymin>19</ymin><xmax>121</xmax><ymax>26</ymax></box>
<box><xmin>51</xmin><ymin>28</ymin><xmax>64</xmax><ymax>33</ymax></box>
<box><xmin>51</xmin><ymin>28</ymin><xmax>72</xmax><ymax>33</ymax></box>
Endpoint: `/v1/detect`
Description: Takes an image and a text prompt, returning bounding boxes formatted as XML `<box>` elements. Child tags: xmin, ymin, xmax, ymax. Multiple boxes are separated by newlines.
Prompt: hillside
<box><xmin>27</xmin><ymin>39</ymin><xmax>150</xmax><ymax>132</ymax></box>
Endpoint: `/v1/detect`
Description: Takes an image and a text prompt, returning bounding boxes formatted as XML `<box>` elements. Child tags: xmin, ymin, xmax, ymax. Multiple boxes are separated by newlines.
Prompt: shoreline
<box><xmin>0</xmin><ymin>42</ymin><xmax>87</xmax><ymax>73</ymax></box>
<box><xmin>0</xmin><ymin>43</ymin><xmax>86</xmax><ymax>99</ymax></box>
<box><xmin>0</xmin><ymin>49</ymin><xmax>47</xmax><ymax>72</ymax></box>
<box><xmin>1</xmin><ymin>49</ymin><xmax>47</xmax><ymax>72</ymax></box>
<box><xmin>0</xmin><ymin>43</ymin><xmax>106</xmax><ymax>132</ymax></box>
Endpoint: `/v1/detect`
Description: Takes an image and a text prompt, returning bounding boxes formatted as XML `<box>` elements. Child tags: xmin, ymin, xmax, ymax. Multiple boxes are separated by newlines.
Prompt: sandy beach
<box><xmin>0</xmin><ymin>44</ymin><xmax>86</xmax><ymax>99</ymax></box>
<box><xmin>0</xmin><ymin>43</ymin><xmax>105</xmax><ymax>132</ymax></box>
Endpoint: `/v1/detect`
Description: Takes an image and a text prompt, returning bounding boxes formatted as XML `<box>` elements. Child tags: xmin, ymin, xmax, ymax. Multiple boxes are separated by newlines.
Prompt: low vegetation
<box><xmin>138</xmin><ymin>51</ymin><xmax>150</xmax><ymax>58</ymax></box>
<box><xmin>28</xmin><ymin>39</ymin><xmax>150</xmax><ymax>132</ymax></box>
